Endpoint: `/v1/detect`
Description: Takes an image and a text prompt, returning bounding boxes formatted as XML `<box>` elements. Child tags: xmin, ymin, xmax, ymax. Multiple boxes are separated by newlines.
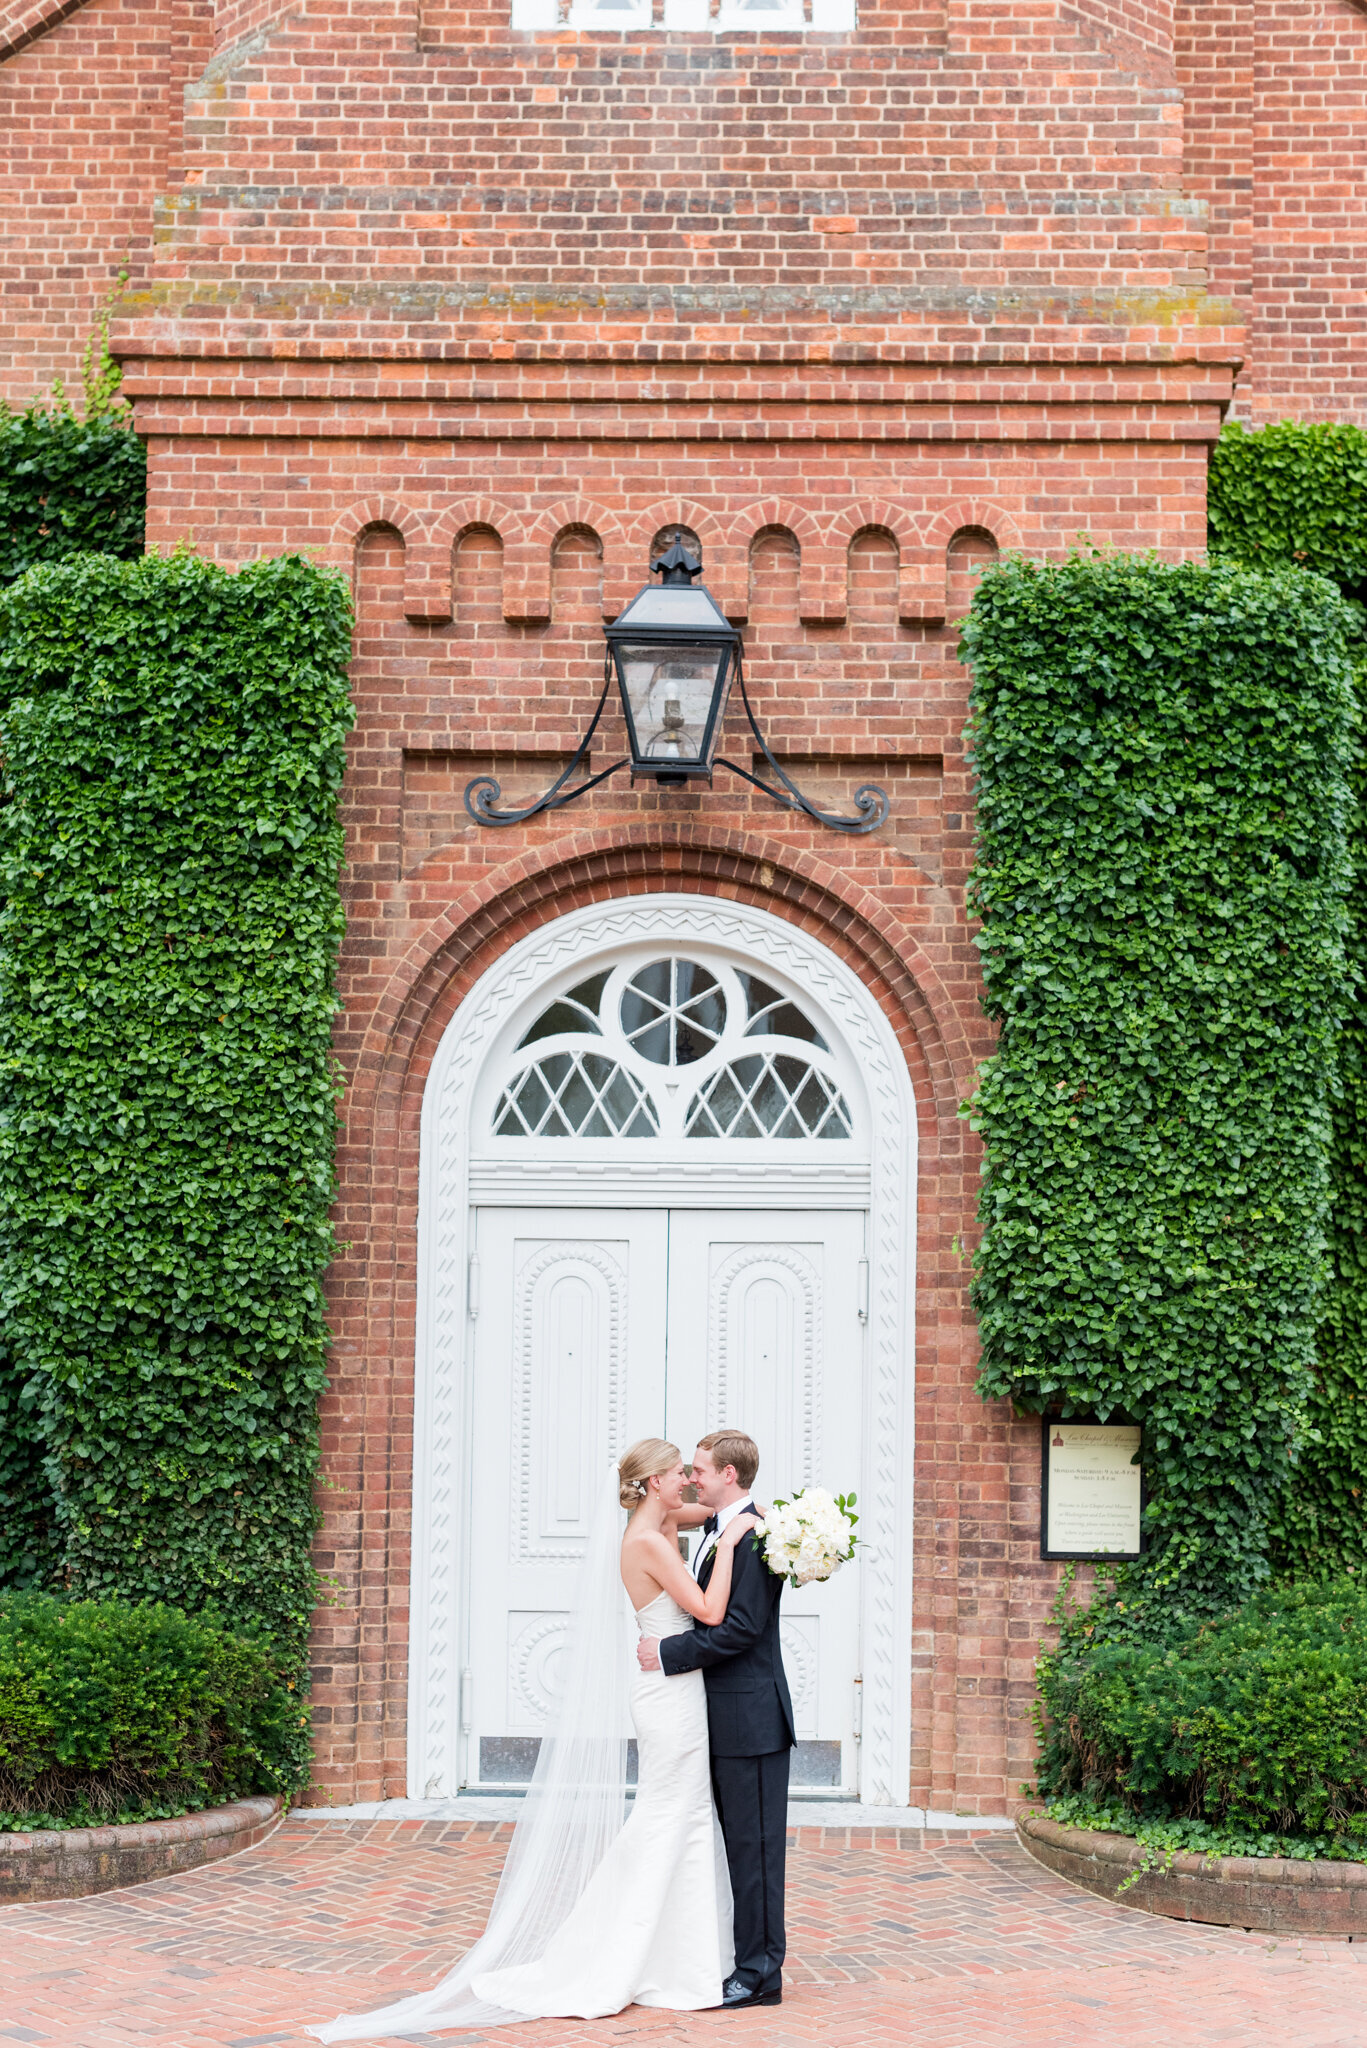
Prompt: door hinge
<box><xmin>857</xmin><ymin>1257</ymin><xmax>869</xmax><ymax>1324</ymax></box>
<box><xmin>460</xmin><ymin>1667</ymin><xmax>474</xmax><ymax>1734</ymax></box>
<box><xmin>852</xmin><ymin>1673</ymin><xmax>863</xmax><ymax>1741</ymax></box>
<box><xmin>467</xmin><ymin>1252</ymin><xmax>480</xmax><ymax>1320</ymax></box>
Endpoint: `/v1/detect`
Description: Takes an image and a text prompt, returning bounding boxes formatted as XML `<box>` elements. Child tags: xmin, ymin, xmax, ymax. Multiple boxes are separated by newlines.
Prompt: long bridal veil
<box><xmin>308</xmin><ymin>1463</ymin><xmax>632</xmax><ymax>2041</ymax></box>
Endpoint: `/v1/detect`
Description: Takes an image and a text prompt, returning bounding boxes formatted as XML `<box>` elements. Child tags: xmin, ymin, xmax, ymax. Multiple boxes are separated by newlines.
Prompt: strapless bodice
<box><xmin>633</xmin><ymin>1590</ymin><xmax>693</xmax><ymax>1640</ymax></box>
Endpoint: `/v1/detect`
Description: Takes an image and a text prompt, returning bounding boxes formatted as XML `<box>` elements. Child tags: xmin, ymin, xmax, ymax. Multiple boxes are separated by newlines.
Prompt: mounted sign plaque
<box><xmin>1040</xmin><ymin>1419</ymin><xmax>1144</xmax><ymax>1561</ymax></box>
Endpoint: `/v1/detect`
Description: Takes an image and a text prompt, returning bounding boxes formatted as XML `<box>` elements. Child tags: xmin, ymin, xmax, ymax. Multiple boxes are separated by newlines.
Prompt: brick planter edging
<box><xmin>1017</xmin><ymin>1810</ymin><xmax>1367</xmax><ymax>1935</ymax></box>
<box><xmin>0</xmin><ymin>1795</ymin><xmax>282</xmax><ymax>1903</ymax></box>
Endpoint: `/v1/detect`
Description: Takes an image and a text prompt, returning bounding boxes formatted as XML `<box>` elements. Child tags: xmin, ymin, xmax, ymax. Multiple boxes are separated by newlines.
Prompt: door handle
<box><xmin>857</xmin><ymin>1257</ymin><xmax>869</xmax><ymax>1324</ymax></box>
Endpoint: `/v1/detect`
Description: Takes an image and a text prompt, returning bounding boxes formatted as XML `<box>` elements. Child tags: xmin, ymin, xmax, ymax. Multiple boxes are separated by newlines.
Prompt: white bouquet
<box><xmin>753</xmin><ymin>1487</ymin><xmax>859</xmax><ymax>1589</ymax></box>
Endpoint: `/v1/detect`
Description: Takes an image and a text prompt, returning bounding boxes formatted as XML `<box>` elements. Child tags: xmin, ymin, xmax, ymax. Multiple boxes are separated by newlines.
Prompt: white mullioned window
<box><xmin>486</xmin><ymin>953</ymin><xmax>856</xmax><ymax>1147</ymax></box>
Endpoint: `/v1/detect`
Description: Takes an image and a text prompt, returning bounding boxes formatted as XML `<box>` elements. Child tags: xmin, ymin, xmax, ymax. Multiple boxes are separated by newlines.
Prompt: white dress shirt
<box><xmin>692</xmin><ymin>1495</ymin><xmax>752</xmax><ymax>1580</ymax></box>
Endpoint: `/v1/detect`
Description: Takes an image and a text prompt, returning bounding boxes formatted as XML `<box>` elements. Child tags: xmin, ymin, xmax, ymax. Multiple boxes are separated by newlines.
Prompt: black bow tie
<box><xmin>702</xmin><ymin>1515</ymin><xmax>719</xmax><ymax>1536</ymax></box>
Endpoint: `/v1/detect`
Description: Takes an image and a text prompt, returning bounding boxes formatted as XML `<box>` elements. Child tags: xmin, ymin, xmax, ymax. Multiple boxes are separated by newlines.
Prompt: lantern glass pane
<box><xmin>617</xmin><ymin>642</ymin><xmax>726</xmax><ymax>766</ymax></box>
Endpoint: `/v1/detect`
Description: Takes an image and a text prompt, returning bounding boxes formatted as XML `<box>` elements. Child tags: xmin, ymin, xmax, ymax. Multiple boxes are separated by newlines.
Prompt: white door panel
<box><xmin>465</xmin><ymin>1204</ymin><xmax>864</xmax><ymax>1794</ymax></box>
<box><xmin>465</xmin><ymin>1209</ymin><xmax>668</xmax><ymax>1784</ymax></box>
<box><xmin>665</xmin><ymin>1209</ymin><xmax>865</xmax><ymax>1793</ymax></box>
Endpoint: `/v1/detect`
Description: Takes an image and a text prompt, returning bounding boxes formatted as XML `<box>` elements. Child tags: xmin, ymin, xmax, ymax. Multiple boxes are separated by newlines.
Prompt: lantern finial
<box><xmin>651</xmin><ymin>532</ymin><xmax>703</xmax><ymax>586</ymax></box>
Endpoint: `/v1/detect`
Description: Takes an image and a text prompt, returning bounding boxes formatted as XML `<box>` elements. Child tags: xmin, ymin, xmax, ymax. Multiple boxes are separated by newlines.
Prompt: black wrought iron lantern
<box><xmin>606</xmin><ymin>538</ymin><xmax>739</xmax><ymax>785</ymax></box>
<box><xmin>465</xmin><ymin>535</ymin><xmax>889</xmax><ymax>833</ymax></box>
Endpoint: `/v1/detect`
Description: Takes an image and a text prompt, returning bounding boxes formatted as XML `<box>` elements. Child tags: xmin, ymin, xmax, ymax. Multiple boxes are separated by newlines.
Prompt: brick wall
<box><xmin>1245</xmin><ymin>0</ymin><xmax>1367</xmax><ymax>423</ymax></box>
<box><xmin>1176</xmin><ymin>0</ymin><xmax>1367</xmax><ymax>425</ymax></box>
<box><xmin>138</xmin><ymin>0</ymin><xmax>1202</xmax><ymax>360</ymax></box>
<box><xmin>5</xmin><ymin>0</ymin><xmax>1363</xmax><ymax>413</ymax></box>
<box><xmin>0</xmin><ymin>0</ymin><xmax>210</xmax><ymax>400</ymax></box>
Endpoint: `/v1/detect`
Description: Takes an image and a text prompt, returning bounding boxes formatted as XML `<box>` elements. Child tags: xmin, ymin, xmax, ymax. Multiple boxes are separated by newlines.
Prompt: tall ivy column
<box><xmin>964</xmin><ymin>555</ymin><xmax>1356</xmax><ymax>1615</ymax></box>
<box><xmin>0</xmin><ymin>554</ymin><xmax>353</xmax><ymax>1663</ymax></box>
<box><xmin>1209</xmin><ymin>421</ymin><xmax>1367</xmax><ymax>1573</ymax></box>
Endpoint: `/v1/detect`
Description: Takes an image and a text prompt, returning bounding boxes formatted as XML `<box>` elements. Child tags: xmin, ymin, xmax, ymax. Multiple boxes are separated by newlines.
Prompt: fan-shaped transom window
<box><xmin>490</xmin><ymin>954</ymin><xmax>855</xmax><ymax>1144</ymax></box>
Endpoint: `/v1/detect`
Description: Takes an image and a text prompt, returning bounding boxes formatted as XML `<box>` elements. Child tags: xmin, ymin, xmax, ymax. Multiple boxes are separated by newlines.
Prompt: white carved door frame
<box><xmin>408</xmin><ymin>894</ymin><xmax>917</xmax><ymax>1806</ymax></box>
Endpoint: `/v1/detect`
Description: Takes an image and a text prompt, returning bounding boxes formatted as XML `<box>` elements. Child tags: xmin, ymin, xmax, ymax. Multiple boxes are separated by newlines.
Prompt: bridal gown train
<box><xmin>471</xmin><ymin>1590</ymin><xmax>735</xmax><ymax>2019</ymax></box>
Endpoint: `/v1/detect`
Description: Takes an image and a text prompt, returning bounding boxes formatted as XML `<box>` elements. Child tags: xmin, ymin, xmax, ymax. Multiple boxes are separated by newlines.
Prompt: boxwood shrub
<box><xmin>1036</xmin><ymin>1576</ymin><xmax>1367</xmax><ymax>1856</ymax></box>
<box><xmin>0</xmin><ymin>1592</ymin><xmax>309</xmax><ymax>1830</ymax></box>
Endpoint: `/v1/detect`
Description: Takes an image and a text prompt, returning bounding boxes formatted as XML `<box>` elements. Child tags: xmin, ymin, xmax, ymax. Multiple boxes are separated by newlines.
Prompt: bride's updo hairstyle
<box><xmin>618</xmin><ymin>1438</ymin><xmax>680</xmax><ymax>1511</ymax></box>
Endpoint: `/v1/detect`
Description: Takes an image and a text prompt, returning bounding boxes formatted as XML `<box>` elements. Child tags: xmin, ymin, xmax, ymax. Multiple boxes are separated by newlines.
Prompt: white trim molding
<box><xmin>408</xmin><ymin>893</ymin><xmax>917</xmax><ymax>1806</ymax></box>
<box><xmin>469</xmin><ymin>1156</ymin><xmax>873</xmax><ymax>1206</ymax></box>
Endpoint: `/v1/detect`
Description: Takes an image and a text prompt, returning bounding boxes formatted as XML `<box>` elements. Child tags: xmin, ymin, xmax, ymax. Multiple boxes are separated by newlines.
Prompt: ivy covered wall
<box><xmin>964</xmin><ymin>552</ymin><xmax>1357</xmax><ymax>1611</ymax></box>
<box><xmin>1209</xmin><ymin>420</ymin><xmax>1367</xmax><ymax>1575</ymax></box>
<box><xmin>1209</xmin><ymin>423</ymin><xmax>1367</xmax><ymax>609</ymax></box>
<box><xmin>0</xmin><ymin>553</ymin><xmax>352</xmax><ymax>1663</ymax></box>
<box><xmin>0</xmin><ymin>411</ymin><xmax>145</xmax><ymax>586</ymax></box>
<box><xmin>1</xmin><ymin>328</ymin><xmax>145</xmax><ymax>586</ymax></box>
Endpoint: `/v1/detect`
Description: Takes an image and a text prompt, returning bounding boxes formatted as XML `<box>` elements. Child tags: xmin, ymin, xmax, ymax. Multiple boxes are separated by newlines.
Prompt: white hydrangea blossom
<box><xmin>753</xmin><ymin>1485</ymin><xmax>858</xmax><ymax>1589</ymax></box>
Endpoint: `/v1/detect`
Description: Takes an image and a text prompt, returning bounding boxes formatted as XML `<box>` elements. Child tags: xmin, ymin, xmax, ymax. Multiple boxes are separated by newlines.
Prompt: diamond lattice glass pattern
<box><xmin>494</xmin><ymin>1051</ymin><xmax>659</xmax><ymax>1138</ymax></box>
<box><xmin>685</xmin><ymin>1052</ymin><xmax>853</xmax><ymax>1139</ymax></box>
<box><xmin>620</xmin><ymin>959</ymin><xmax>726</xmax><ymax>1066</ymax></box>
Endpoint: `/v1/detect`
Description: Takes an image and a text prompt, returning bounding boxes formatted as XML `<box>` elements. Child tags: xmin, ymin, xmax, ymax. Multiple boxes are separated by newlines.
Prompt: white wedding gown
<box><xmin>471</xmin><ymin>1590</ymin><xmax>735</xmax><ymax>2017</ymax></box>
<box><xmin>309</xmin><ymin>1479</ymin><xmax>732</xmax><ymax>2042</ymax></box>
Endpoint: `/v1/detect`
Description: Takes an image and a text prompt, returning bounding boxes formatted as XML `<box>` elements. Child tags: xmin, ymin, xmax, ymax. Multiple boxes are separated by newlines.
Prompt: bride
<box><xmin>308</xmin><ymin>1439</ymin><xmax>760</xmax><ymax>2039</ymax></box>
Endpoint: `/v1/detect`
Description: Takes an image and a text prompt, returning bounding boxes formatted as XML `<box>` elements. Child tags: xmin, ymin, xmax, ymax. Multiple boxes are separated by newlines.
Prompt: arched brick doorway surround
<box><xmin>310</xmin><ymin>833</ymin><xmax>989</xmax><ymax>1812</ymax></box>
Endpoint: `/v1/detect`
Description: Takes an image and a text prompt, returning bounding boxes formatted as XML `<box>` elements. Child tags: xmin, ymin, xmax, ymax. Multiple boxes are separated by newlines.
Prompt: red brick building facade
<box><xmin>2</xmin><ymin>0</ymin><xmax>1364</xmax><ymax>1811</ymax></box>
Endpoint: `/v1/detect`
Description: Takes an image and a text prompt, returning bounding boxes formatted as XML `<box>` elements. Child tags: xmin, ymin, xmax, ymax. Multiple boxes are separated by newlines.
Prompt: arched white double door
<box><xmin>410</xmin><ymin>898</ymin><xmax>916</xmax><ymax>1807</ymax></box>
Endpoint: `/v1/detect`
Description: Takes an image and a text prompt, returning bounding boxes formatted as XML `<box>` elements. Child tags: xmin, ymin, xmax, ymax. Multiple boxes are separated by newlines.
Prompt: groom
<box><xmin>636</xmin><ymin>1428</ymin><xmax>794</xmax><ymax>2010</ymax></box>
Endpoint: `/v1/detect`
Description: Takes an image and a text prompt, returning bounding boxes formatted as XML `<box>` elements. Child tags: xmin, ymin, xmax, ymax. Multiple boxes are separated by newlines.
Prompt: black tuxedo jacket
<box><xmin>658</xmin><ymin>1501</ymin><xmax>796</xmax><ymax>1758</ymax></box>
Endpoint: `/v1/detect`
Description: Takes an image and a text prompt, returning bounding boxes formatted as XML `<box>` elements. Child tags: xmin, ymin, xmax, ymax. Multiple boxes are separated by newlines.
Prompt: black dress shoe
<box><xmin>721</xmin><ymin>1976</ymin><xmax>782</xmax><ymax>2009</ymax></box>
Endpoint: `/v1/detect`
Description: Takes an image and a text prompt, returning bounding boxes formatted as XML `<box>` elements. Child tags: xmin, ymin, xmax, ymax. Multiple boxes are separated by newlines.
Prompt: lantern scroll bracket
<box><xmin>463</xmin><ymin>532</ymin><xmax>891</xmax><ymax>835</ymax></box>
<box><xmin>463</xmin><ymin>657</ymin><xmax>630</xmax><ymax>827</ymax></box>
<box><xmin>713</xmin><ymin>659</ymin><xmax>890</xmax><ymax>837</ymax></box>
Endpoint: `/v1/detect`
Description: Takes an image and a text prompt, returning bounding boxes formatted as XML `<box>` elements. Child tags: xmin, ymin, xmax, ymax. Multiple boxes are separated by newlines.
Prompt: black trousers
<box><xmin>710</xmin><ymin>1747</ymin><xmax>790</xmax><ymax>1993</ymax></box>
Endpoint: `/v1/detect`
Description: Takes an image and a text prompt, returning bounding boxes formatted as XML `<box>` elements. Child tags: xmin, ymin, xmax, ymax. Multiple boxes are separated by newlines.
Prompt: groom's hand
<box><xmin>637</xmin><ymin>1636</ymin><xmax>662</xmax><ymax>1672</ymax></box>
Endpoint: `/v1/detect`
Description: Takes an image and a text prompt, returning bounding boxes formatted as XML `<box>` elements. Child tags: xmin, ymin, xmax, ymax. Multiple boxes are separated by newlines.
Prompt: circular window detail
<box><xmin>686</xmin><ymin>1053</ymin><xmax>852</xmax><ymax>1140</ymax></box>
<box><xmin>619</xmin><ymin>958</ymin><xmax>726</xmax><ymax>1066</ymax></box>
<box><xmin>494</xmin><ymin>1051</ymin><xmax>659</xmax><ymax>1139</ymax></box>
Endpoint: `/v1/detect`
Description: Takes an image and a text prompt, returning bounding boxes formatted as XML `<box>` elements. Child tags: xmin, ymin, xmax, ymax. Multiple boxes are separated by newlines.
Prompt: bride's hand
<box><xmin>719</xmin><ymin>1512</ymin><xmax>763</xmax><ymax>1548</ymax></box>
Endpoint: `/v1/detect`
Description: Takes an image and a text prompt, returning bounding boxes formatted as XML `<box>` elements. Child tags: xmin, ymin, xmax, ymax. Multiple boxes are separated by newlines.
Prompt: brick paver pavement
<box><xmin>2</xmin><ymin>1816</ymin><xmax>1364</xmax><ymax>2047</ymax></box>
